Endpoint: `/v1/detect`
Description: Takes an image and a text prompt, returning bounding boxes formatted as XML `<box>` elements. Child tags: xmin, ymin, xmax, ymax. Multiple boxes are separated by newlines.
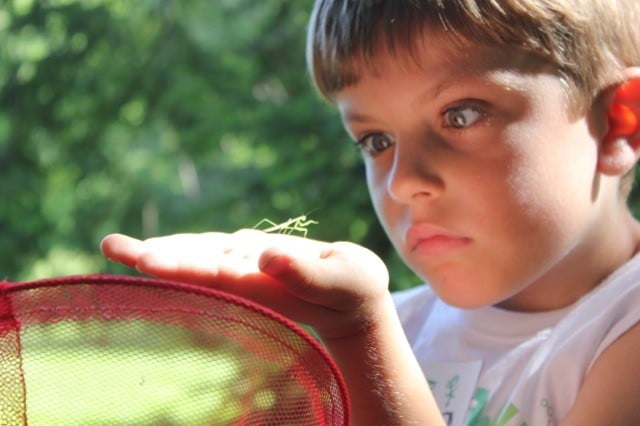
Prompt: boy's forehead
<box><xmin>369</xmin><ymin>29</ymin><xmax>551</xmax><ymax>80</ymax></box>
<box><xmin>340</xmin><ymin>36</ymin><xmax>551</xmax><ymax>98</ymax></box>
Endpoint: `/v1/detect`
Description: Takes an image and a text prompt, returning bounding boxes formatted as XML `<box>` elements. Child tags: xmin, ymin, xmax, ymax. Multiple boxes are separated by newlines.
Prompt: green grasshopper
<box><xmin>254</xmin><ymin>214</ymin><xmax>318</xmax><ymax>238</ymax></box>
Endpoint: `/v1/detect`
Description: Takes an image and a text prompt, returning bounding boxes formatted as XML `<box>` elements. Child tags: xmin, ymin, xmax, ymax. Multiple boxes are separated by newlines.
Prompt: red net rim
<box><xmin>0</xmin><ymin>274</ymin><xmax>351</xmax><ymax>425</ymax></box>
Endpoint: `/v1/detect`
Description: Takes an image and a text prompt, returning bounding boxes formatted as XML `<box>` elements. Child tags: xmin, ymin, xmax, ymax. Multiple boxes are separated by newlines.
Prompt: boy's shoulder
<box><xmin>559</xmin><ymin>252</ymin><xmax>640</xmax><ymax>423</ymax></box>
<box><xmin>572</xmin><ymin>251</ymin><xmax>640</xmax><ymax>358</ymax></box>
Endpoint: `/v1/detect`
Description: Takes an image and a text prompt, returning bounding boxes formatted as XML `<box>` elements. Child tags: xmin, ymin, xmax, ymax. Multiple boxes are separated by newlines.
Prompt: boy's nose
<box><xmin>386</xmin><ymin>143</ymin><xmax>444</xmax><ymax>204</ymax></box>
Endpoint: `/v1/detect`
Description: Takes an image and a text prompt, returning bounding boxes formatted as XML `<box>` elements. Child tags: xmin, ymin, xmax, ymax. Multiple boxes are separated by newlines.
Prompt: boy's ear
<box><xmin>597</xmin><ymin>73</ymin><xmax>640</xmax><ymax>176</ymax></box>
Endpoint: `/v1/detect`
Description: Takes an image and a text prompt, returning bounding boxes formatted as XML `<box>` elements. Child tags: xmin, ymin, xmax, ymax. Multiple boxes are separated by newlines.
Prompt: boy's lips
<box><xmin>405</xmin><ymin>223</ymin><xmax>471</xmax><ymax>255</ymax></box>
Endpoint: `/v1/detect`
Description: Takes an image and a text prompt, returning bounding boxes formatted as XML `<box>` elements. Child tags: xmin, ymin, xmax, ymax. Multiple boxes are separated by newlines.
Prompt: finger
<box><xmin>133</xmin><ymin>232</ymin><xmax>255</xmax><ymax>282</ymax></box>
<box><xmin>100</xmin><ymin>234</ymin><xmax>144</xmax><ymax>268</ymax></box>
<box><xmin>103</xmin><ymin>230</ymin><xmax>275</xmax><ymax>284</ymax></box>
<box><xmin>259</xmin><ymin>241</ymin><xmax>389</xmax><ymax>312</ymax></box>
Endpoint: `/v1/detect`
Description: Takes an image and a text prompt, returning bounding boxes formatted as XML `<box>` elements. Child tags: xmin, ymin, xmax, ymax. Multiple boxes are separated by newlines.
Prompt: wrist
<box><xmin>318</xmin><ymin>292</ymin><xmax>443</xmax><ymax>425</ymax></box>
<box><xmin>315</xmin><ymin>290</ymin><xmax>395</xmax><ymax>341</ymax></box>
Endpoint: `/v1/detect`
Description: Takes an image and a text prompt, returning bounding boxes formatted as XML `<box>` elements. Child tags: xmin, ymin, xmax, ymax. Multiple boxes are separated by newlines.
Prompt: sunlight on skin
<box><xmin>100</xmin><ymin>231</ymin><xmax>390</xmax><ymax>338</ymax></box>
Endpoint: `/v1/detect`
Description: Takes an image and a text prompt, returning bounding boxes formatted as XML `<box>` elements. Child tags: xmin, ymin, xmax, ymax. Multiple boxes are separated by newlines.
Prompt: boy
<box><xmin>101</xmin><ymin>0</ymin><xmax>640</xmax><ymax>424</ymax></box>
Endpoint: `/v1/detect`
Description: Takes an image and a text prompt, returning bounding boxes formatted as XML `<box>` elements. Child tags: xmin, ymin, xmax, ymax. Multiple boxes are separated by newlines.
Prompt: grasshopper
<box><xmin>254</xmin><ymin>214</ymin><xmax>318</xmax><ymax>238</ymax></box>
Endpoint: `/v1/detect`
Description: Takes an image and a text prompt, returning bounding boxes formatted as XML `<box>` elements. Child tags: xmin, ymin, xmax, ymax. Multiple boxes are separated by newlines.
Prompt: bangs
<box><xmin>306</xmin><ymin>1</ymin><xmax>440</xmax><ymax>101</ymax></box>
<box><xmin>307</xmin><ymin>0</ymin><xmax>583</xmax><ymax>103</ymax></box>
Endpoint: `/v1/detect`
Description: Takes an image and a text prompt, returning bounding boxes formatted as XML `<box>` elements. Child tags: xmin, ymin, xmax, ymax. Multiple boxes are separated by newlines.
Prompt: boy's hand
<box><xmin>101</xmin><ymin>231</ymin><xmax>442</xmax><ymax>424</ymax></box>
<box><xmin>100</xmin><ymin>230</ymin><xmax>389</xmax><ymax>340</ymax></box>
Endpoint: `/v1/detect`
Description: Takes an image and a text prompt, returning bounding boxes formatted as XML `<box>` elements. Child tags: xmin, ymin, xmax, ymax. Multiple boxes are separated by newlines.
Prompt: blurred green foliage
<box><xmin>0</xmin><ymin>0</ymin><xmax>418</xmax><ymax>289</ymax></box>
<box><xmin>2</xmin><ymin>0</ymin><xmax>639</xmax><ymax>288</ymax></box>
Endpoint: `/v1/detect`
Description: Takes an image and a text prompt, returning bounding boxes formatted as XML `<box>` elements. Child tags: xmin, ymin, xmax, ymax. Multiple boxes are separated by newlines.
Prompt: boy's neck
<box><xmin>496</xmin><ymin>210</ymin><xmax>640</xmax><ymax>312</ymax></box>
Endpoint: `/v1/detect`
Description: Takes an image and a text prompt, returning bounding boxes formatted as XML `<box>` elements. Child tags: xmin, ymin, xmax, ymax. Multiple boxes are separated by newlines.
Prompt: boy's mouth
<box><xmin>405</xmin><ymin>224</ymin><xmax>471</xmax><ymax>256</ymax></box>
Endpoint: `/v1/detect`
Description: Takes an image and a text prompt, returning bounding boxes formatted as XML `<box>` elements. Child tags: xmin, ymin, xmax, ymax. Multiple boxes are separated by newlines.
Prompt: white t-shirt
<box><xmin>393</xmin><ymin>253</ymin><xmax>640</xmax><ymax>426</ymax></box>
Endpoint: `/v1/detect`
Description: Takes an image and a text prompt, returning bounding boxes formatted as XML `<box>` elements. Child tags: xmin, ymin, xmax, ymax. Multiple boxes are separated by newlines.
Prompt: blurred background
<box><xmin>0</xmin><ymin>0</ymin><xmax>418</xmax><ymax>289</ymax></box>
<box><xmin>2</xmin><ymin>0</ymin><xmax>639</xmax><ymax>289</ymax></box>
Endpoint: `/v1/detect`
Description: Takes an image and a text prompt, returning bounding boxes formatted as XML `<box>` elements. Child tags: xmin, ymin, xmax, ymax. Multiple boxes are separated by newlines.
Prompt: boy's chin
<box><xmin>428</xmin><ymin>280</ymin><xmax>514</xmax><ymax>310</ymax></box>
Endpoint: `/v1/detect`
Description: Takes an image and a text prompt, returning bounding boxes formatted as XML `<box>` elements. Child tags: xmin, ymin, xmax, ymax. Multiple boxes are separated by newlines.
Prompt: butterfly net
<box><xmin>0</xmin><ymin>275</ymin><xmax>349</xmax><ymax>425</ymax></box>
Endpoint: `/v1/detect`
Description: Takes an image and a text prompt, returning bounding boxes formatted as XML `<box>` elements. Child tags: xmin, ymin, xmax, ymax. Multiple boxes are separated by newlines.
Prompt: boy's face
<box><xmin>336</xmin><ymin>33</ymin><xmax>618</xmax><ymax>311</ymax></box>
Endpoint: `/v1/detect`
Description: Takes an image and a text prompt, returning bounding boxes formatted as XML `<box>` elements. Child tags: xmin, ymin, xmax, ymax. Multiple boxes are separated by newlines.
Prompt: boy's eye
<box><xmin>356</xmin><ymin>133</ymin><xmax>395</xmax><ymax>157</ymax></box>
<box><xmin>443</xmin><ymin>106</ymin><xmax>484</xmax><ymax>129</ymax></box>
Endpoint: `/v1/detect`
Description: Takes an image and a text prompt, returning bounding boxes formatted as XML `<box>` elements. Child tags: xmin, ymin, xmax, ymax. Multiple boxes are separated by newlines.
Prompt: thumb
<box><xmin>258</xmin><ymin>241</ymin><xmax>389</xmax><ymax>312</ymax></box>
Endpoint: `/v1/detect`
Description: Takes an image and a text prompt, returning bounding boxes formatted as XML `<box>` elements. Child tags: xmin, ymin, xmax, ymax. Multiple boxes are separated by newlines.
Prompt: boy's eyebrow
<box><xmin>340</xmin><ymin>57</ymin><xmax>532</xmax><ymax>125</ymax></box>
<box><xmin>414</xmin><ymin>78</ymin><xmax>461</xmax><ymax>107</ymax></box>
<box><xmin>342</xmin><ymin>76</ymin><xmax>522</xmax><ymax>123</ymax></box>
<box><xmin>341</xmin><ymin>111</ymin><xmax>375</xmax><ymax>124</ymax></box>
<box><xmin>339</xmin><ymin>77</ymin><xmax>490</xmax><ymax>124</ymax></box>
<box><xmin>337</xmin><ymin>76</ymin><xmax>467</xmax><ymax>124</ymax></box>
<box><xmin>414</xmin><ymin>71</ymin><xmax>528</xmax><ymax>108</ymax></box>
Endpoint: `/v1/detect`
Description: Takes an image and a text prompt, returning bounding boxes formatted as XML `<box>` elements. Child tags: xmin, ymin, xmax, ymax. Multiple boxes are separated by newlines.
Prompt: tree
<box><xmin>0</xmin><ymin>0</ymin><xmax>419</xmax><ymax>289</ymax></box>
